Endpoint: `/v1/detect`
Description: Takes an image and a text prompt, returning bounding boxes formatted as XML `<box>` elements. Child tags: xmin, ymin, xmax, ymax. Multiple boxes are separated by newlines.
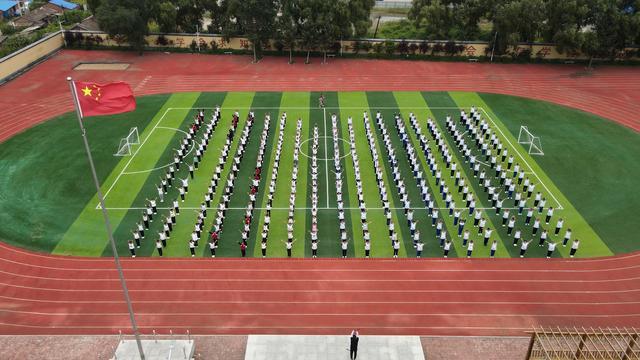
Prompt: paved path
<box><xmin>244</xmin><ymin>335</ymin><xmax>425</xmax><ymax>360</ymax></box>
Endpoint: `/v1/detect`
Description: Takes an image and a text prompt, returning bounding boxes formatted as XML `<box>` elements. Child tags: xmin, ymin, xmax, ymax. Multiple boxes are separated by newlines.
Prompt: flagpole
<box><xmin>66</xmin><ymin>77</ymin><xmax>145</xmax><ymax>360</ymax></box>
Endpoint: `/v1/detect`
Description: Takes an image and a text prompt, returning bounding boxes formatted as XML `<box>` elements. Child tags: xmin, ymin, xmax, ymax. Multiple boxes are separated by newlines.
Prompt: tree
<box><xmin>225</xmin><ymin>0</ymin><xmax>278</xmax><ymax>62</ymax></box>
<box><xmin>154</xmin><ymin>2</ymin><xmax>177</xmax><ymax>33</ymax></box>
<box><xmin>276</xmin><ymin>0</ymin><xmax>302</xmax><ymax>63</ymax></box>
<box><xmin>409</xmin><ymin>0</ymin><xmax>483</xmax><ymax>40</ymax></box>
<box><xmin>346</xmin><ymin>0</ymin><xmax>376</xmax><ymax>37</ymax></box>
<box><xmin>87</xmin><ymin>0</ymin><xmax>102</xmax><ymax>14</ymax></box>
<box><xmin>96</xmin><ymin>0</ymin><xmax>151</xmax><ymax>54</ymax></box>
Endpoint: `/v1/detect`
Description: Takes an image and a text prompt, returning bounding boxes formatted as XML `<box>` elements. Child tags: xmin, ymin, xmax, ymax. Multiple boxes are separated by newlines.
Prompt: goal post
<box><xmin>517</xmin><ymin>126</ymin><xmax>544</xmax><ymax>156</ymax></box>
<box><xmin>126</xmin><ymin>127</ymin><xmax>139</xmax><ymax>145</ymax></box>
<box><xmin>114</xmin><ymin>138</ymin><xmax>131</xmax><ymax>156</ymax></box>
<box><xmin>114</xmin><ymin>127</ymin><xmax>139</xmax><ymax>156</ymax></box>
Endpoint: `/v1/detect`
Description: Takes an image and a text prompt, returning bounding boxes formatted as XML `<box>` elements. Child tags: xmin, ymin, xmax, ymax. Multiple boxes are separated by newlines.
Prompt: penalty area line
<box><xmin>97</xmin><ymin>107</ymin><xmax>171</xmax><ymax>209</ymax></box>
<box><xmin>479</xmin><ymin>107</ymin><xmax>563</xmax><ymax>210</ymax></box>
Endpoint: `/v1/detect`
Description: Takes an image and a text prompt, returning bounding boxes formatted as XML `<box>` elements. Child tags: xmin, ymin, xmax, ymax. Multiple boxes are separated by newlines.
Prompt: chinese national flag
<box><xmin>74</xmin><ymin>81</ymin><xmax>136</xmax><ymax>117</ymax></box>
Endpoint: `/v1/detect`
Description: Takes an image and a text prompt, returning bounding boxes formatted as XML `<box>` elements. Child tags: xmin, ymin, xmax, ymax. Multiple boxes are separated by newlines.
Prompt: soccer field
<box><xmin>1</xmin><ymin>91</ymin><xmax>639</xmax><ymax>258</ymax></box>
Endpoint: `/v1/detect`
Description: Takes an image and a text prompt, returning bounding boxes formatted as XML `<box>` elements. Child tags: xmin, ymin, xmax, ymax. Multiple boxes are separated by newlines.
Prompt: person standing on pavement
<box><xmin>349</xmin><ymin>329</ymin><xmax>359</xmax><ymax>360</ymax></box>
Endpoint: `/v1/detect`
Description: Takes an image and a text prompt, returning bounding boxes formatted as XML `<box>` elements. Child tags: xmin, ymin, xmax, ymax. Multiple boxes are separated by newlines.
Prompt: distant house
<box><xmin>70</xmin><ymin>15</ymin><xmax>100</xmax><ymax>31</ymax></box>
<box><xmin>48</xmin><ymin>0</ymin><xmax>78</xmax><ymax>11</ymax></box>
<box><xmin>0</xmin><ymin>1</ymin><xmax>19</xmax><ymax>18</ymax></box>
<box><xmin>11</xmin><ymin>5</ymin><xmax>60</xmax><ymax>28</ymax></box>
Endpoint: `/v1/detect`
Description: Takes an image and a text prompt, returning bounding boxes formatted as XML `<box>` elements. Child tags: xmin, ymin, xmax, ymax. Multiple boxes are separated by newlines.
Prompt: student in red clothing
<box><xmin>240</xmin><ymin>241</ymin><xmax>247</xmax><ymax>257</ymax></box>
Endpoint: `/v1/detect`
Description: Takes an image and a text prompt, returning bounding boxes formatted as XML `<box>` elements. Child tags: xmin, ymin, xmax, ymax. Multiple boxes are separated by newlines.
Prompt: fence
<box><xmin>2</xmin><ymin>29</ymin><xmax>639</xmax><ymax>84</ymax></box>
<box><xmin>527</xmin><ymin>327</ymin><xmax>640</xmax><ymax>359</ymax></box>
<box><xmin>374</xmin><ymin>0</ymin><xmax>413</xmax><ymax>9</ymax></box>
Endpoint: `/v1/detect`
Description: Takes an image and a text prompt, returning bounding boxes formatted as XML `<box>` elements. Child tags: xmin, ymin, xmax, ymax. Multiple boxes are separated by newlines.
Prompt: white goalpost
<box><xmin>114</xmin><ymin>127</ymin><xmax>139</xmax><ymax>156</ymax></box>
<box><xmin>517</xmin><ymin>126</ymin><xmax>544</xmax><ymax>156</ymax></box>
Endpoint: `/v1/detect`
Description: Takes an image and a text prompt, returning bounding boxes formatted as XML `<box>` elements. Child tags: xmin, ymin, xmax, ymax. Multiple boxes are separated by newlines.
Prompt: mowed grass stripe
<box><xmin>363</xmin><ymin>92</ymin><xmax>408</xmax><ymax>257</ymax></box>
<box><xmin>55</xmin><ymin>92</ymin><xmax>201</xmax><ymax>256</ymax></box>
<box><xmin>205</xmin><ymin>92</ymin><xmax>257</xmax><ymax>257</ymax></box>
<box><xmin>157</xmin><ymin>92</ymin><xmax>255</xmax><ymax>257</ymax></box>
<box><xmin>257</xmin><ymin>93</ymin><xmax>311</xmax><ymax>257</ymax></box>
<box><xmin>371</xmin><ymin>91</ymin><xmax>454</xmax><ymax>257</ymax></box>
<box><xmin>413</xmin><ymin>92</ymin><xmax>507</xmax><ymax>257</ymax></box>
<box><xmin>328</xmin><ymin>98</ymin><xmax>359</xmax><ymax>257</ymax></box>
<box><xmin>146</xmin><ymin>92</ymin><xmax>228</xmax><ymax>257</ymax></box>
<box><xmin>221</xmin><ymin>92</ymin><xmax>283</xmax><ymax>258</ymax></box>
<box><xmin>274</xmin><ymin>94</ymin><xmax>311</xmax><ymax>257</ymax></box>
<box><xmin>312</xmin><ymin>92</ymin><xmax>341</xmax><ymax>258</ymax></box>
<box><xmin>391</xmin><ymin>92</ymin><xmax>463</xmax><ymax>257</ymax></box>
<box><xmin>338</xmin><ymin>92</ymin><xmax>393</xmax><ymax>258</ymax></box>
<box><xmin>250</xmin><ymin>96</ymin><xmax>286</xmax><ymax>257</ymax></box>
<box><xmin>336</xmin><ymin>95</ymin><xmax>365</xmax><ymax>257</ymax></box>
<box><xmin>449</xmin><ymin>92</ymin><xmax>612</xmax><ymax>257</ymax></box>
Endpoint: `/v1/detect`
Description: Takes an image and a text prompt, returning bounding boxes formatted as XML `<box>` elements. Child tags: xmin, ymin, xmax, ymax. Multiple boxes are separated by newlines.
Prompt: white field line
<box><xmin>323</xmin><ymin>107</ymin><xmax>329</xmax><ymax>208</ymax></box>
<box><xmin>479</xmin><ymin>107</ymin><xmax>563</xmax><ymax>210</ymax></box>
<box><xmin>98</xmin><ymin>108</ymin><xmax>171</xmax><ymax>208</ymax></box>
<box><xmin>168</xmin><ymin>107</ymin><xmax>464</xmax><ymax>110</ymax></box>
<box><xmin>102</xmin><ymin>207</ymin><xmax>524</xmax><ymax>211</ymax></box>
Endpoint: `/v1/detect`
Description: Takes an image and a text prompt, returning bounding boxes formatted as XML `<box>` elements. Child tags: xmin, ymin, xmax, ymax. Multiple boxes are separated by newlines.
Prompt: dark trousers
<box><xmin>287</xmin><ymin>248</ymin><xmax>292</xmax><ymax>257</ymax></box>
<box><xmin>157</xmin><ymin>247</ymin><xmax>163</xmax><ymax>256</ymax></box>
<box><xmin>350</xmin><ymin>348</ymin><xmax>358</xmax><ymax>360</ymax></box>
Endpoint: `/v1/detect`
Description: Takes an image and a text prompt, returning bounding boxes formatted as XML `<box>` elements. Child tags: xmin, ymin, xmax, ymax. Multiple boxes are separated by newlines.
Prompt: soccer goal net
<box><xmin>114</xmin><ymin>127</ymin><xmax>139</xmax><ymax>156</ymax></box>
<box><xmin>517</xmin><ymin>126</ymin><xmax>544</xmax><ymax>156</ymax></box>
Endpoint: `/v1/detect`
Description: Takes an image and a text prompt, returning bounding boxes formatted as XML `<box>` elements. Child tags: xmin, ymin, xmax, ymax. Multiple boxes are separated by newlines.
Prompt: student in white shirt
<box><xmin>490</xmin><ymin>240</ymin><xmax>498</xmax><ymax>258</ymax></box>
<box><xmin>189</xmin><ymin>240</ymin><xmax>196</xmax><ymax>257</ymax></box>
<box><xmin>519</xmin><ymin>239</ymin><xmax>533</xmax><ymax>258</ymax></box>
<box><xmin>209</xmin><ymin>240</ymin><xmax>217</xmax><ymax>257</ymax></box>
<box><xmin>128</xmin><ymin>240</ymin><xmax>136</xmax><ymax>258</ymax></box>
<box><xmin>546</xmin><ymin>242</ymin><xmax>557</xmax><ymax>258</ymax></box>
<box><xmin>392</xmin><ymin>240</ymin><xmax>400</xmax><ymax>258</ymax></box>
<box><xmin>570</xmin><ymin>239</ymin><xmax>580</xmax><ymax>258</ymax></box>
<box><xmin>466</xmin><ymin>240</ymin><xmax>474</xmax><ymax>258</ymax></box>
<box><xmin>442</xmin><ymin>240</ymin><xmax>451</xmax><ymax>258</ymax></box>
<box><xmin>261</xmin><ymin>241</ymin><xmax>267</xmax><ymax>258</ymax></box>
<box><xmin>563</xmin><ymin>228</ymin><xmax>572</xmax><ymax>246</ymax></box>
<box><xmin>364</xmin><ymin>240</ymin><xmax>371</xmax><ymax>258</ymax></box>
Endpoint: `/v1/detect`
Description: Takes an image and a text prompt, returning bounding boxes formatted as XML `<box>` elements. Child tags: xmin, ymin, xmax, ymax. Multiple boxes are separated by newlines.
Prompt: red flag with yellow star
<box><xmin>74</xmin><ymin>81</ymin><xmax>136</xmax><ymax>117</ymax></box>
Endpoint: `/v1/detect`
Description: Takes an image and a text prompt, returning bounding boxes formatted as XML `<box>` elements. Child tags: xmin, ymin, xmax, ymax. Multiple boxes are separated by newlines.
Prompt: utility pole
<box><xmin>490</xmin><ymin>31</ymin><xmax>498</xmax><ymax>62</ymax></box>
<box><xmin>373</xmin><ymin>15</ymin><xmax>382</xmax><ymax>38</ymax></box>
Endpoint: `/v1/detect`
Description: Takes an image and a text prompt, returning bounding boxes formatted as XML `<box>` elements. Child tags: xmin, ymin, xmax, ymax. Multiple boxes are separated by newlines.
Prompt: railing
<box><xmin>527</xmin><ymin>326</ymin><xmax>640</xmax><ymax>360</ymax></box>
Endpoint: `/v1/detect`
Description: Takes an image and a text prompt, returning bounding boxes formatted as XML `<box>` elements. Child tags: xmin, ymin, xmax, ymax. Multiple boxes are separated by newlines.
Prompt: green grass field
<box><xmin>1</xmin><ymin>91</ymin><xmax>638</xmax><ymax>258</ymax></box>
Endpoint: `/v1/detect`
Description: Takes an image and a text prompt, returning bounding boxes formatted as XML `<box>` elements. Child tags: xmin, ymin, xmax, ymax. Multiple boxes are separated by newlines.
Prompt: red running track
<box><xmin>1</xmin><ymin>242</ymin><xmax>640</xmax><ymax>336</ymax></box>
<box><xmin>0</xmin><ymin>50</ymin><xmax>639</xmax><ymax>143</ymax></box>
<box><xmin>0</xmin><ymin>50</ymin><xmax>639</xmax><ymax>336</ymax></box>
